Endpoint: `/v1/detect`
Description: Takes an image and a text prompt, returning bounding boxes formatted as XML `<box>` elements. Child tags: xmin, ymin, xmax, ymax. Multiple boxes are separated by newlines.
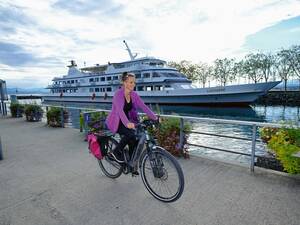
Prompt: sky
<box><xmin>0</xmin><ymin>0</ymin><xmax>300</xmax><ymax>89</ymax></box>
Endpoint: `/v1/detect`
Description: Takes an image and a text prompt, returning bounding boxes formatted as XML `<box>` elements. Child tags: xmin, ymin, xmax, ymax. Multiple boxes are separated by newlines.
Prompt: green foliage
<box><xmin>151</xmin><ymin>117</ymin><xmax>191</xmax><ymax>158</ymax></box>
<box><xmin>10</xmin><ymin>103</ymin><xmax>24</xmax><ymax>117</ymax></box>
<box><xmin>24</xmin><ymin>104</ymin><xmax>43</xmax><ymax>122</ymax></box>
<box><xmin>87</xmin><ymin>111</ymin><xmax>108</xmax><ymax>133</ymax></box>
<box><xmin>167</xmin><ymin>60</ymin><xmax>198</xmax><ymax>81</ymax></box>
<box><xmin>265</xmin><ymin>127</ymin><xmax>300</xmax><ymax>174</ymax></box>
<box><xmin>47</xmin><ymin>107</ymin><xmax>62</xmax><ymax>127</ymax></box>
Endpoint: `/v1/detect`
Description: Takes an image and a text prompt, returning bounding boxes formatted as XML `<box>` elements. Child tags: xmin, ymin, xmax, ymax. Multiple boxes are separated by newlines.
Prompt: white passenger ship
<box><xmin>43</xmin><ymin>41</ymin><xmax>280</xmax><ymax>106</ymax></box>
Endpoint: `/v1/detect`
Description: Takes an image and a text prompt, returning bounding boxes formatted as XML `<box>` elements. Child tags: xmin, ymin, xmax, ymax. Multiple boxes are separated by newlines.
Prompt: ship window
<box><xmin>152</xmin><ymin>72</ymin><xmax>160</xmax><ymax>77</ymax></box>
<box><xmin>107</xmin><ymin>77</ymin><xmax>111</xmax><ymax>81</ymax></box>
<box><xmin>101</xmin><ymin>77</ymin><xmax>105</xmax><ymax>81</ymax></box>
<box><xmin>63</xmin><ymin>89</ymin><xmax>66</xmax><ymax>93</ymax></box>
<box><xmin>89</xmin><ymin>78</ymin><xmax>94</xmax><ymax>82</ymax></box>
<box><xmin>106</xmin><ymin>87</ymin><xmax>112</xmax><ymax>92</ymax></box>
<box><xmin>146</xmin><ymin>86</ymin><xmax>153</xmax><ymax>91</ymax></box>
<box><xmin>95</xmin><ymin>78</ymin><xmax>99</xmax><ymax>82</ymax></box>
<box><xmin>63</xmin><ymin>81</ymin><xmax>66</xmax><ymax>84</ymax></box>
<box><xmin>95</xmin><ymin>88</ymin><xmax>100</xmax><ymax>92</ymax></box>
<box><xmin>71</xmin><ymin>80</ymin><xmax>74</xmax><ymax>84</ymax></box>
<box><xmin>135</xmin><ymin>73</ymin><xmax>141</xmax><ymax>79</ymax></box>
<box><xmin>89</xmin><ymin>88</ymin><xmax>94</xmax><ymax>92</ymax></box>
<box><xmin>75</xmin><ymin>80</ymin><xmax>78</xmax><ymax>83</ymax></box>
<box><xmin>165</xmin><ymin>85</ymin><xmax>171</xmax><ymax>88</ymax></box>
<box><xmin>113</xmin><ymin>76</ymin><xmax>118</xmax><ymax>80</ymax></box>
<box><xmin>67</xmin><ymin>80</ymin><xmax>70</xmax><ymax>84</ymax></box>
<box><xmin>155</xmin><ymin>85</ymin><xmax>163</xmax><ymax>91</ymax></box>
<box><xmin>143</xmin><ymin>73</ymin><xmax>151</xmax><ymax>78</ymax></box>
<box><xmin>137</xmin><ymin>86</ymin><xmax>144</xmax><ymax>91</ymax></box>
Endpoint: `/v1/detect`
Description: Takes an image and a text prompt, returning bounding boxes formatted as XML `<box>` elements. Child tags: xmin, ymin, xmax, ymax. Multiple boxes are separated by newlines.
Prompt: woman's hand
<box><xmin>127</xmin><ymin>122</ymin><xmax>135</xmax><ymax>129</ymax></box>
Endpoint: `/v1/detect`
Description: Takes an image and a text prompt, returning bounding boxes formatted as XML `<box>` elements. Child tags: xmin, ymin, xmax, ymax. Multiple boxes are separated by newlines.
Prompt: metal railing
<box><xmin>8</xmin><ymin>103</ymin><xmax>297</xmax><ymax>172</ymax></box>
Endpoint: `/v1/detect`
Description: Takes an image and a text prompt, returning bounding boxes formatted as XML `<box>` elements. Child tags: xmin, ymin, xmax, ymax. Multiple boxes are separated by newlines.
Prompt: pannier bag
<box><xmin>87</xmin><ymin>133</ymin><xmax>103</xmax><ymax>160</ymax></box>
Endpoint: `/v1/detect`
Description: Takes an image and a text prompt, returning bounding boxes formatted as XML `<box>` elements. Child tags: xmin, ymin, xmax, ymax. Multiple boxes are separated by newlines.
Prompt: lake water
<box><xmin>12</xmin><ymin>99</ymin><xmax>300</xmax><ymax>163</ymax></box>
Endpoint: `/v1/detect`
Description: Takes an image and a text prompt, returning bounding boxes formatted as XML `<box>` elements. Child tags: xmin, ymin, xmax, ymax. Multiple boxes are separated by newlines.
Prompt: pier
<box><xmin>0</xmin><ymin>116</ymin><xmax>299</xmax><ymax>225</ymax></box>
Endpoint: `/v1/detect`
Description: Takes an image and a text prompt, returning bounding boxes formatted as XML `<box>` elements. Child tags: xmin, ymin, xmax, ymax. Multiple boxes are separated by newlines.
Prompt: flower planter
<box><xmin>10</xmin><ymin>103</ymin><xmax>24</xmax><ymax>118</ymax></box>
<box><xmin>24</xmin><ymin>105</ymin><xmax>43</xmax><ymax>122</ymax></box>
<box><xmin>46</xmin><ymin>107</ymin><xmax>68</xmax><ymax>127</ymax></box>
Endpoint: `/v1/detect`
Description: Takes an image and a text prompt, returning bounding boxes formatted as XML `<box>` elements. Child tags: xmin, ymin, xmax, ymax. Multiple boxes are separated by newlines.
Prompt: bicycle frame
<box><xmin>121</xmin><ymin>123</ymin><xmax>156</xmax><ymax>171</ymax></box>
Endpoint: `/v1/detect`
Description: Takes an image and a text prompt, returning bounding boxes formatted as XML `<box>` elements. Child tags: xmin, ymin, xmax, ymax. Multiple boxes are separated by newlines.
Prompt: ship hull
<box><xmin>42</xmin><ymin>81</ymin><xmax>280</xmax><ymax>106</ymax></box>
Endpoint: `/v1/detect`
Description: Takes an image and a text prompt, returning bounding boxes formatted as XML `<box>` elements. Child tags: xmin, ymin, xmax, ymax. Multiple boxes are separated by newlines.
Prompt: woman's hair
<box><xmin>121</xmin><ymin>72</ymin><xmax>135</xmax><ymax>82</ymax></box>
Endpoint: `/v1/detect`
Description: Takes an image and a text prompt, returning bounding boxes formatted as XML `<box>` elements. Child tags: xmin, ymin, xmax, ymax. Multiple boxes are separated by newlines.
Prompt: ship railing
<box><xmin>37</xmin><ymin>104</ymin><xmax>298</xmax><ymax>172</ymax></box>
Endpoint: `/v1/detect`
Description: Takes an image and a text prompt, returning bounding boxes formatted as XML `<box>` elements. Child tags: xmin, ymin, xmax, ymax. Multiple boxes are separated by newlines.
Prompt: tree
<box><xmin>213</xmin><ymin>58</ymin><xmax>236</xmax><ymax>86</ymax></box>
<box><xmin>242</xmin><ymin>53</ymin><xmax>264</xmax><ymax>83</ymax></box>
<box><xmin>286</xmin><ymin>45</ymin><xmax>300</xmax><ymax>89</ymax></box>
<box><xmin>276</xmin><ymin>49</ymin><xmax>294</xmax><ymax>91</ymax></box>
<box><xmin>258</xmin><ymin>53</ymin><xmax>277</xmax><ymax>82</ymax></box>
<box><xmin>194</xmin><ymin>62</ymin><xmax>212</xmax><ymax>88</ymax></box>
<box><xmin>168</xmin><ymin>60</ymin><xmax>197</xmax><ymax>81</ymax></box>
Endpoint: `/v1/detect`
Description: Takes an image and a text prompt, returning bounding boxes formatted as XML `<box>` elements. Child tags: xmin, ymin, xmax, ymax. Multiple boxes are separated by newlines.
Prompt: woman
<box><xmin>106</xmin><ymin>72</ymin><xmax>158</xmax><ymax>163</ymax></box>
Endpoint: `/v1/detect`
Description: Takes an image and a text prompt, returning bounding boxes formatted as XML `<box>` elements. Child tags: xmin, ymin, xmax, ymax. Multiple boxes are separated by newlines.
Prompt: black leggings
<box><xmin>114</xmin><ymin>122</ymin><xmax>137</xmax><ymax>157</ymax></box>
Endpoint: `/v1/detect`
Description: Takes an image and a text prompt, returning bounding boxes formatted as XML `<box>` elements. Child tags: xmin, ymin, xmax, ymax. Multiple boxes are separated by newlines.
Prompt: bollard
<box><xmin>79</xmin><ymin>109</ymin><xmax>83</xmax><ymax>132</ymax></box>
<box><xmin>0</xmin><ymin>136</ymin><xmax>3</xmax><ymax>160</ymax></box>
<box><xmin>250</xmin><ymin>124</ymin><xmax>257</xmax><ymax>172</ymax></box>
<box><xmin>60</xmin><ymin>107</ymin><xmax>65</xmax><ymax>128</ymax></box>
<box><xmin>179</xmin><ymin>118</ymin><xmax>184</xmax><ymax>156</ymax></box>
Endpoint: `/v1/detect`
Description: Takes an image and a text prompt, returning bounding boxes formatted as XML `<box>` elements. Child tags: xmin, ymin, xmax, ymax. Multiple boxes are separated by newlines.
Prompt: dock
<box><xmin>0</xmin><ymin>117</ymin><xmax>299</xmax><ymax>225</ymax></box>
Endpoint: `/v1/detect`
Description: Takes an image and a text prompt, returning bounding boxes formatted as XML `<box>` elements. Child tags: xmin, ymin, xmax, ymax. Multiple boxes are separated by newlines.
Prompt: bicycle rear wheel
<box><xmin>140</xmin><ymin>147</ymin><xmax>184</xmax><ymax>203</ymax></box>
<box><xmin>98</xmin><ymin>137</ymin><xmax>122</xmax><ymax>179</ymax></box>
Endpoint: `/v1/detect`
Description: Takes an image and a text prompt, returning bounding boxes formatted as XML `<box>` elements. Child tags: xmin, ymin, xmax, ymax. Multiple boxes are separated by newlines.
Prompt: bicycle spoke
<box><xmin>142</xmin><ymin>150</ymin><xmax>183</xmax><ymax>201</ymax></box>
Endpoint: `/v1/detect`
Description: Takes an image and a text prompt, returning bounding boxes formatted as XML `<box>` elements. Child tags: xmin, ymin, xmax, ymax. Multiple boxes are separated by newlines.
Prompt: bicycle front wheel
<box><xmin>140</xmin><ymin>147</ymin><xmax>184</xmax><ymax>203</ymax></box>
<box><xmin>98</xmin><ymin>137</ymin><xmax>122</xmax><ymax>179</ymax></box>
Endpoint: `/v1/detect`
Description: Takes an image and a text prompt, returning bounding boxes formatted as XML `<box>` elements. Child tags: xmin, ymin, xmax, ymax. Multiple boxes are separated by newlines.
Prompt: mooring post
<box><xmin>79</xmin><ymin>109</ymin><xmax>83</xmax><ymax>132</ymax></box>
<box><xmin>0</xmin><ymin>136</ymin><xmax>3</xmax><ymax>160</ymax></box>
<box><xmin>60</xmin><ymin>106</ymin><xmax>64</xmax><ymax>128</ymax></box>
<box><xmin>250</xmin><ymin>124</ymin><xmax>257</xmax><ymax>172</ymax></box>
<box><xmin>179</xmin><ymin>118</ymin><xmax>184</xmax><ymax>156</ymax></box>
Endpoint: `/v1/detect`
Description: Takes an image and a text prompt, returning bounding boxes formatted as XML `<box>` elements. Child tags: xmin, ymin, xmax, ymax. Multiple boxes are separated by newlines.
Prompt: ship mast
<box><xmin>123</xmin><ymin>40</ymin><xmax>137</xmax><ymax>61</ymax></box>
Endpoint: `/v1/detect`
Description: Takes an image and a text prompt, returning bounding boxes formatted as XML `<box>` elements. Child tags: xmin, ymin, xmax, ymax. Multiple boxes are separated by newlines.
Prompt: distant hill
<box><xmin>7</xmin><ymin>87</ymin><xmax>48</xmax><ymax>95</ymax></box>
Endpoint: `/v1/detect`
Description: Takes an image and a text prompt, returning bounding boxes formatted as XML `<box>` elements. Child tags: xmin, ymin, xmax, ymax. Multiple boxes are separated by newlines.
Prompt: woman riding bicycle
<box><xmin>106</xmin><ymin>72</ymin><xmax>158</xmax><ymax>163</ymax></box>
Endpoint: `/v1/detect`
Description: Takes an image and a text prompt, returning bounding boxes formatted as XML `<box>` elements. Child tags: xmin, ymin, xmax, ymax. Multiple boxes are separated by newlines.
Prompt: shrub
<box><xmin>24</xmin><ymin>104</ymin><xmax>43</xmax><ymax>122</ymax></box>
<box><xmin>47</xmin><ymin>107</ymin><xmax>65</xmax><ymax>127</ymax></box>
<box><xmin>259</xmin><ymin>127</ymin><xmax>279</xmax><ymax>143</ymax></box>
<box><xmin>266</xmin><ymin>128</ymin><xmax>300</xmax><ymax>174</ymax></box>
<box><xmin>86</xmin><ymin>111</ymin><xmax>108</xmax><ymax>133</ymax></box>
<box><xmin>151</xmin><ymin>117</ymin><xmax>191</xmax><ymax>158</ymax></box>
<box><xmin>10</xmin><ymin>103</ymin><xmax>24</xmax><ymax>117</ymax></box>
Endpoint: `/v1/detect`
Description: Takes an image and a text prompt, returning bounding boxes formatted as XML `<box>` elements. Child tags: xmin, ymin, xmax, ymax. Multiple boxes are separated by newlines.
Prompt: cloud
<box><xmin>243</xmin><ymin>15</ymin><xmax>300</xmax><ymax>52</ymax></box>
<box><xmin>0</xmin><ymin>42</ymin><xmax>37</xmax><ymax>66</ymax></box>
<box><xmin>52</xmin><ymin>0</ymin><xmax>124</xmax><ymax>17</ymax></box>
<box><xmin>0</xmin><ymin>41</ymin><xmax>64</xmax><ymax>67</ymax></box>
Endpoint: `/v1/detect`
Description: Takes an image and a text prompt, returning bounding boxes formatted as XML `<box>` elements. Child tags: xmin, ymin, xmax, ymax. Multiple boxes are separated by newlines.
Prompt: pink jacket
<box><xmin>106</xmin><ymin>87</ymin><xmax>157</xmax><ymax>133</ymax></box>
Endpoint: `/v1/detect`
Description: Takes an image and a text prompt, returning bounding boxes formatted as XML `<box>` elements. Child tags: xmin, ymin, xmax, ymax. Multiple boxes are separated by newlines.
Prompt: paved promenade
<box><xmin>0</xmin><ymin>117</ymin><xmax>299</xmax><ymax>225</ymax></box>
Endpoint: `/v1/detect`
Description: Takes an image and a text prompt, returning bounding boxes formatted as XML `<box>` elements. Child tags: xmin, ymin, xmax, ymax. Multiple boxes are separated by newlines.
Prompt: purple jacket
<box><xmin>106</xmin><ymin>87</ymin><xmax>157</xmax><ymax>133</ymax></box>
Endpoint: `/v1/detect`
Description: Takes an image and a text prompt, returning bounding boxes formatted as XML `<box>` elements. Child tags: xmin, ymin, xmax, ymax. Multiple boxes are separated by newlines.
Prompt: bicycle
<box><xmin>96</xmin><ymin>119</ymin><xmax>185</xmax><ymax>203</ymax></box>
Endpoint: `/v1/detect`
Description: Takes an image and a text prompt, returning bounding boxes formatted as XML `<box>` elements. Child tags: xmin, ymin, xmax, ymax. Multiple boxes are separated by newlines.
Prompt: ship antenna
<box><xmin>123</xmin><ymin>40</ymin><xmax>137</xmax><ymax>60</ymax></box>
